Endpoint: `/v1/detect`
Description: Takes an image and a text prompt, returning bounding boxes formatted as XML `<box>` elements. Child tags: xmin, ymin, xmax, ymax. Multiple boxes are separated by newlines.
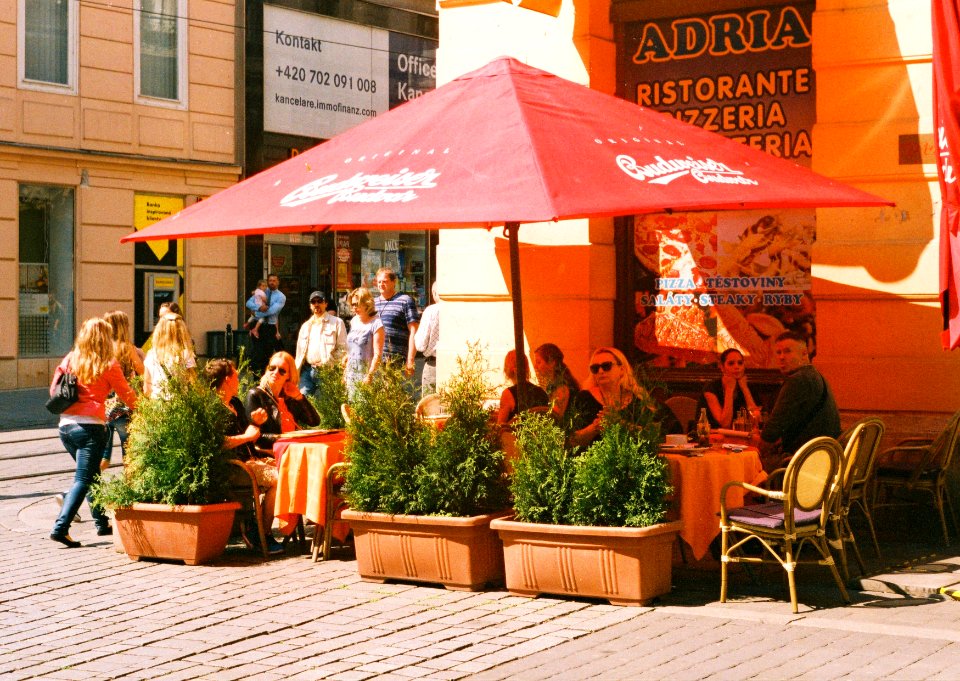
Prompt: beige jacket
<box><xmin>294</xmin><ymin>312</ymin><xmax>347</xmax><ymax>370</ymax></box>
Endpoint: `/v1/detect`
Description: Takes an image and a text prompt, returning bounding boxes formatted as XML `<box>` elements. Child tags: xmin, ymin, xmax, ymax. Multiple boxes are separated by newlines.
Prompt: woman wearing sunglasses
<box><xmin>698</xmin><ymin>348</ymin><xmax>759</xmax><ymax>429</ymax></box>
<box><xmin>569</xmin><ymin>347</ymin><xmax>680</xmax><ymax>448</ymax></box>
<box><xmin>245</xmin><ymin>351</ymin><xmax>320</xmax><ymax>450</ymax></box>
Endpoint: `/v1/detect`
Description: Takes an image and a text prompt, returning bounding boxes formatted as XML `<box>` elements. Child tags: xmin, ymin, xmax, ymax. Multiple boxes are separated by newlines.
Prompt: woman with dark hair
<box><xmin>496</xmin><ymin>349</ymin><xmax>549</xmax><ymax>425</ymax></box>
<box><xmin>50</xmin><ymin>317</ymin><xmax>138</xmax><ymax>547</ymax></box>
<box><xmin>698</xmin><ymin>348</ymin><xmax>759</xmax><ymax>429</ymax></box>
<box><xmin>245</xmin><ymin>350</ymin><xmax>320</xmax><ymax>450</ymax></box>
<box><xmin>533</xmin><ymin>343</ymin><xmax>580</xmax><ymax>421</ymax></box>
<box><xmin>205</xmin><ymin>359</ymin><xmax>284</xmax><ymax>555</ymax></box>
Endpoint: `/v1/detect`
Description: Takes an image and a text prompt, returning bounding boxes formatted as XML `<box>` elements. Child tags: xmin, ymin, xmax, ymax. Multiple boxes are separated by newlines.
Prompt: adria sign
<box><xmin>281</xmin><ymin>168</ymin><xmax>441</xmax><ymax>207</ymax></box>
<box><xmin>616</xmin><ymin>154</ymin><xmax>759</xmax><ymax>187</ymax></box>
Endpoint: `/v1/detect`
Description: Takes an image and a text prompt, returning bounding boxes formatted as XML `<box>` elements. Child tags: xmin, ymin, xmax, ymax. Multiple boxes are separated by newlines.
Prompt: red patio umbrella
<box><xmin>124</xmin><ymin>57</ymin><xmax>892</xmax><ymax>383</ymax></box>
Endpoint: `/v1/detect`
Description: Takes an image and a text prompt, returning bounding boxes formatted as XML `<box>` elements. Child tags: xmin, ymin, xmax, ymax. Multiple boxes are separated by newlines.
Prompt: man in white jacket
<box><xmin>295</xmin><ymin>291</ymin><xmax>347</xmax><ymax>396</ymax></box>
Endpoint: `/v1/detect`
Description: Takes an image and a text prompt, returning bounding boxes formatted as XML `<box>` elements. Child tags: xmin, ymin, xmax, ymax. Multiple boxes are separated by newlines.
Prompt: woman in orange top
<box><xmin>50</xmin><ymin>317</ymin><xmax>138</xmax><ymax>548</ymax></box>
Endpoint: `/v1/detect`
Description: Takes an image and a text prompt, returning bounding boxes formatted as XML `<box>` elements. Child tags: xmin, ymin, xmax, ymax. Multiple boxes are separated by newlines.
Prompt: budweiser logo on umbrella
<box><xmin>616</xmin><ymin>154</ymin><xmax>757</xmax><ymax>187</ymax></box>
<box><xmin>281</xmin><ymin>167</ymin><xmax>442</xmax><ymax>207</ymax></box>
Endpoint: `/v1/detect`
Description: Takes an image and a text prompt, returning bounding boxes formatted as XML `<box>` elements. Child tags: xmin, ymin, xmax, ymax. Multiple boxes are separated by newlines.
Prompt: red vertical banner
<box><xmin>934</xmin><ymin>0</ymin><xmax>960</xmax><ymax>349</ymax></box>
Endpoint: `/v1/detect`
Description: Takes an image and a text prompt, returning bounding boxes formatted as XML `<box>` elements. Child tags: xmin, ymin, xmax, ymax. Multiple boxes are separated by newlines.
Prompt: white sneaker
<box><xmin>54</xmin><ymin>494</ymin><xmax>81</xmax><ymax>523</ymax></box>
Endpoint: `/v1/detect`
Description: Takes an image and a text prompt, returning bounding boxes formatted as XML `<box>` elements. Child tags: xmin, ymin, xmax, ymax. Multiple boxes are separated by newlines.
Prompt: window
<box><xmin>19</xmin><ymin>185</ymin><xmax>75</xmax><ymax>358</ymax></box>
<box><xmin>18</xmin><ymin>0</ymin><xmax>77</xmax><ymax>92</ymax></box>
<box><xmin>135</xmin><ymin>0</ymin><xmax>187</xmax><ymax>105</ymax></box>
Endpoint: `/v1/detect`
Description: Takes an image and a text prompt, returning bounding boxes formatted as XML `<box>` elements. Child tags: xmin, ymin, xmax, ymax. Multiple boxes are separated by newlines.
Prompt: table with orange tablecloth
<box><xmin>663</xmin><ymin>446</ymin><xmax>766</xmax><ymax>560</ymax></box>
<box><xmin>273</xmin><ymin>430</ymin><xmax>349</xmax><ymax>540</ymax></box>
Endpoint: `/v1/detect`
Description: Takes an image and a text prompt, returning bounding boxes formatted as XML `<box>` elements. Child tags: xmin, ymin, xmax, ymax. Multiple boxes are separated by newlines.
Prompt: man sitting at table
<box><xmin>755</xmin><ymin>331</ymin><xmax>840</xmax><ymax>471</ymax></box>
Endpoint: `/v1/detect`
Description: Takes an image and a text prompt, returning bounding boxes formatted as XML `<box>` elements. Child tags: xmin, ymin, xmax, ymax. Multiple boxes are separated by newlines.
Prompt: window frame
<box><xmin>134</xmin><ymin>0</ymin><xmax>189</xmax><ymax>109</ymax></box>
<box><xmin>17</xmin><ymin>0</ymin><xmax>79</xmax><ymax>94</ymax></box>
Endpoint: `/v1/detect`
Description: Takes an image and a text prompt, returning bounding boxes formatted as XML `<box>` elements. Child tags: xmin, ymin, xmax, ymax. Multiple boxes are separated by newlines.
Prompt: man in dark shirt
<box><xmin>756</xmin><ymin>331</ymin><xmax>841</xmax><ymax>471</ymax></box>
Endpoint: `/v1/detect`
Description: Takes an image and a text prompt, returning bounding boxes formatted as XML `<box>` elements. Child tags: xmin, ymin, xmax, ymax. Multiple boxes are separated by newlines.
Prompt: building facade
<box><xmin>1</xmin><ymin>0</ymin><xmax>243</xmax><ymax>386</ymax></box>
<box><xmin>433</xmin><ymin>0</ymin><xmax>957</xmax><ymax>434</ymax></box>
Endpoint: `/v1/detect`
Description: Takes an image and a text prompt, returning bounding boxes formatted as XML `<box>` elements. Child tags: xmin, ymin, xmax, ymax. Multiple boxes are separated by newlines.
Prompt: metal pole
<box><xmin>505</xmin><ymin>223</ymin><xmax>528</xmax><ymax>411</ymax></box>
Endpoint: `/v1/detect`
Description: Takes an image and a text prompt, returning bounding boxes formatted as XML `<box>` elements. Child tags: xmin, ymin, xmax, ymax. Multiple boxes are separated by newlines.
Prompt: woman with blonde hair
<box><xmin>143</xmin><ymin>313</ymin><xmax>196</xmax><ymax>398</ymax></box>
<box><xmin>100</xmin><ymin>310</ymin><xmax>145</xmax><ymax>471</ymax></box>
<box><xmin>49</xmin><ymin>317</ymin><xmax>138</xmax><ymax>547</ymax></box>
<box><xmin>343</xmin><ymin>287</ymin><xmax>385</xmax><ymax>400</ymax></box>
<box><xmin>496</xmin><ymin>349</ymin><xmax>549</xmax><ymax>425</ymax></box>
<box><xmin>569</xmin><ymin>346</ymin><xmax>679</xmax><ymax>447</ymax></box>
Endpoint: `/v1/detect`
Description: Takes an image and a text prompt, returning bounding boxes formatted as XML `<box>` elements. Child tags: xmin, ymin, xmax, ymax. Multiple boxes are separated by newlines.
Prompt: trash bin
<box><xmin>206</xmin><ymin>330</ymin><xmax>228</xmax><ymax>358</ymax></box>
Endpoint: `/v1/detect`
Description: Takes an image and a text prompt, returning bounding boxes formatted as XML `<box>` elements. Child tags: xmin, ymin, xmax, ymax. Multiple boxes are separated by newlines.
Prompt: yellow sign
<box><xmin>134</xmin><ymin>195</ymin><xmax>184</xmax><ymax>261</ymax></box>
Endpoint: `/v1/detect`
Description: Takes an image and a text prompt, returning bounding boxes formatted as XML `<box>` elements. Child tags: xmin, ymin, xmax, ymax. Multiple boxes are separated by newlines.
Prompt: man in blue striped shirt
<box><xmin>374</xmin><ymin>267</ymin><xmax>420</xmax><ymax>376</ymax></box>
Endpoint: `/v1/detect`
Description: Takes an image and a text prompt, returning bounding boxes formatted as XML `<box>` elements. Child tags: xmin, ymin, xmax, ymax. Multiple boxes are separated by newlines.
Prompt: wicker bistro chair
<box><xmin>720</xmin><ymin>436</ymin><xmax>849</xmax><ymax>614</ymax></box>
<box><xmin>227</xmin><ymin>459</ymin><xmax>270</xmax><ymax>559</ymax></box>
<box><xmin>873</xmin><ymin>411</ymin><xmax>960</xmax><ymax>546</ymax></box>
<box><xmin>829</xmin><ymin>417</ymin><xmax>886</xmax><ymax>579</ymax></box>
<box><xmin>665</xmin><ymin>395</ymin><xmax>699</xmax><ymax>435</ymax></box>
<box><xmin>318</xmin><ymin>461</ymin><xmax>352</xmax><ymax>561</ymax></box>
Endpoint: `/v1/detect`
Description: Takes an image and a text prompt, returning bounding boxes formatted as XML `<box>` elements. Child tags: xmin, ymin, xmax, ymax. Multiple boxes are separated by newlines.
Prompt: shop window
<box><xmin>135</xmin><ymin>0</ymin><xmax>187</xmax><ymax>105</ymax></box>
<box><xmin>19</xmin><ymin>185</ymin><xmax>75</xmax><ymax>358</ymax></box>
<box><xmin>18</xmin><ymin>0</ymin><xmax>77</xmax><ymax>92</ymax></box>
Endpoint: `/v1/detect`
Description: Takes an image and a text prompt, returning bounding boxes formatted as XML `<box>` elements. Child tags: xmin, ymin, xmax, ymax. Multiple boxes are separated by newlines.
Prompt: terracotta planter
<box><xmin>114</xmin><ymin>501</ymin><xmax>241</xmax><ymax>566</ymax></box>
<box><xmin>342</xmin><ymin>509</ymin><xmax>508</xmax><ymax>591</ymax></box>
<box><xmin>490</xmin><ymin>517</ymin><xmax>683</xmax><ymax>606</ymax></box>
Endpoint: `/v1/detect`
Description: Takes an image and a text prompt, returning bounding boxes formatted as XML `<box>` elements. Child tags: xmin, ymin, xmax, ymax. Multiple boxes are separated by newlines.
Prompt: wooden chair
<box><xmin>227</xmin><ymin>459</ymin><xmax>269</xmax><ymax>559</ymax></box>
<box><xmin>720</xmin><ymin>436</ymin><xmax>848</xmax><ymax>613</ymax></box>
<box><xmin>830</xmin><ymin>417</ymin><xmax>885</xmax><ymax>579</ymax></box>
<box><xmin>665</xmin><ymin>396</ymin><xmax>699</xmax><ymax>434</ymax></box>
<box><xmin>317</xmin><ymin>461</ymin><xmax>352</xmax><ymax>561</ymax></box>
<box><xmin>873</xmin><ymin>411</ymin><xmax>960</xmax><ymax>546</ymax></box>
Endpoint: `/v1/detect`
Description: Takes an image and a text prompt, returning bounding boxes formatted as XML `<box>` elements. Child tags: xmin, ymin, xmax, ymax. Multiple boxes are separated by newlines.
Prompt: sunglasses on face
<box><xmin>589</xmin><ymin>361</ymin><xmax>618</xmax><ymax>374</ymax></box>
<box><xmin>266</xmin><ymin>365</ymin><xmax>287</xmax><ymax>376</ymax></box>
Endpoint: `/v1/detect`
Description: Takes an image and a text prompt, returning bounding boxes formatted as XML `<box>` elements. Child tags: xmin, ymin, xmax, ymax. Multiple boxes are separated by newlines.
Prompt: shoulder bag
<box><xmin>46</xmin><ymin>367</ymin><xmax>79</xmax><ymax>414</ymax></box>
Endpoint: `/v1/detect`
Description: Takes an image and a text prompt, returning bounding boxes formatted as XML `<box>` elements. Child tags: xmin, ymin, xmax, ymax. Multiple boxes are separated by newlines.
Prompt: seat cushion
<box><xmin>728</xmin><ymin>502</ymin><xmax>821</xmax><ymax>529</ymax></box>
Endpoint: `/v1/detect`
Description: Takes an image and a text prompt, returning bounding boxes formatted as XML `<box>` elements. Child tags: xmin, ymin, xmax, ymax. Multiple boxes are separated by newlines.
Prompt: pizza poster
<box><xmin>633</xmin><ymin>210</ymin><xmax>815</xmax><ymax>368</ymax></box>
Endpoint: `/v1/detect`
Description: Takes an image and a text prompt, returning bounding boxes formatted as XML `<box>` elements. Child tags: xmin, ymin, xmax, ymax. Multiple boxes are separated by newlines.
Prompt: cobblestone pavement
<box><xmin>3</xmin><ymin>418</ymin><xmax>960</xmax><ymax>679</ymax></box>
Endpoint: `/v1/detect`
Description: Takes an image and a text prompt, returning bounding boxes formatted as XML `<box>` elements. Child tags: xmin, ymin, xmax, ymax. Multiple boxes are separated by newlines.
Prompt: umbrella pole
<box><xmin>506</xmin><ymin>222</ymin><xmax>528</xmax><ymax>411</ymax></box>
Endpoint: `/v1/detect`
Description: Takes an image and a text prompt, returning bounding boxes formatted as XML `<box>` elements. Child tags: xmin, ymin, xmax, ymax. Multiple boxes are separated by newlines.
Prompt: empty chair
<box><xmin>665</xmin><ymin>395</ymin><xmax>698</xmax><ymax>434</ymax></box>
<box><xmin>830</xmin><ymin>417</ymin><xmax>886</xmax><ymax>579</ymax></box>
<box><xmin>415</xmin><ymin>393</ymin><xmax>444</xmax><ymax>418</ymax></box>
<box><xmin>873</xmin><ymin>411</ymin><xmax>960</xmax><ymax>546</ymax></box>
<box><xmin>720</xmin><ymin>436</ymin><xmax>849</xmax><ymax>613</ymax></box>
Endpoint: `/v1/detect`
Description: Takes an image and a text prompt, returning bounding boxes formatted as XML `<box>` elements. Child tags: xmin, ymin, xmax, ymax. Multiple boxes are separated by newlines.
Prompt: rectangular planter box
<box><xmin>114</xmin><ymin>501</ymin><xmax>241</xmax><ymax>566</ymax></box>
<box><xmin>490</xmin><ymin>517</ymin><xmax>683</xmax><ymax>606</ymax></box>
<box><xmin>342</xmin><ymin>509</ymin><xmax>508</xmax><ymax>591</ymax></box>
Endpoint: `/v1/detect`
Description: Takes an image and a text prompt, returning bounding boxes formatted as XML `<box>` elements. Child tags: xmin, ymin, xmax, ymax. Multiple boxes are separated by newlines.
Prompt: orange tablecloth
<box><xmin>273</xmin><ymin>431</ymin><xmax>348</xmax><ymax>539</ymax></box>
<box><xmin>664</xmin><ymin>447</ymin><xmax>765</xmax><ymax>560</ymax></box>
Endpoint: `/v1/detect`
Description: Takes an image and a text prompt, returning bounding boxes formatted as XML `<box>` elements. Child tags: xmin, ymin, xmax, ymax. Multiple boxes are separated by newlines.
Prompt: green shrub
<box><xmin>510</xmin><ymin>407</ymin><xmax>672</xmax><ymax>528</ymax></box>
<box><xmin>568</xmin><ymin>422</ymin><xmax>671</xmax><ymax>527</ymax></box>
<box><xmin>305</xmin><ymin>363</ymin><xmax>348</xmax><ymax>429</ymax></box>
<box><xmin>344</xmin><ymin>344</ymin><xmax>506</xmax><ymax>516</ymax></box>
<box><xmin>414</xmin><ymin>345</ymin><xmax>507</xmax><ymax>516</ymax></box>
<box><xmin>93</xmin><ymin>370</ymin><xmax>233</xmax><ymax>507</ymax></box>
<box><xmin>510</xmin><ymin>411</ymin><xmax>575</xmax><ymax>525</ymax></box>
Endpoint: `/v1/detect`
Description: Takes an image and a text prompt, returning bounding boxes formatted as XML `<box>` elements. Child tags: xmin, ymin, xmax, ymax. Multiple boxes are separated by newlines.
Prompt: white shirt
<box><xmin>414</xmin><ymin>303</ymin><xmax>440</xmax><ymax>357</ymax></box>
<box><xmin>295</xmin><ymin>312</ymin><xmax>347</xmax><ymax>369</ymax></box>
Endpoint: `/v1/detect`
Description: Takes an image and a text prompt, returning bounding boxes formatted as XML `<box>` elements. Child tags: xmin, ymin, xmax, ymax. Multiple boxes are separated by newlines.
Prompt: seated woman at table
<box><xmin>205</xmin><ymin>359</ymin><xmax>284</xmax><ymax>555</ymax></box>
<box><xmin>533</xmin><ymin>342</ymin><xmax>580</xmax><ymax>423</ymax></box>
<box><xmin>698</xmin><ymin>348</ymin><xmax>759</xmax><ymax>429</ymax></box>
<box><xmin>569</xmin><ymin>346</ymin><xmax>681</xmax><ymax>448</ymax></box>
<box><xmin>246</xmin><ymin>351</ymin><xmax>320</xmax><ymax>450</ymax></box>
<box><xmin>496</xmin><ymin>349</ymin><xmax>550</xmax><ymax>426</ymax></box>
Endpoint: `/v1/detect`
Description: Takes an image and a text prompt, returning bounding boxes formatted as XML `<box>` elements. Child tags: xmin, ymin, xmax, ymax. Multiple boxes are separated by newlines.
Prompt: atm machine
<box><xmin>143</xmin><ymin>271</ymin><xmax>181</xmax><ymax>336</ymax></box>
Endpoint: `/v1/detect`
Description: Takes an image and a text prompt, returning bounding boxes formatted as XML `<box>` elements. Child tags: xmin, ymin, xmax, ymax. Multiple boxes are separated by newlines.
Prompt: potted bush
<box><xmin>490</xmin><ymin>408</ymin><xmax>682</xmax><ymax>606</ymax></box>
<box><xmin>341</xmin><ymin>345</ymin><xmax>509</xmax><ymax>591</ymax></box>
<box><xmin>93</xmin><ymin>371</ymin><xmax>240</xmax><ymax>565</ymax></box>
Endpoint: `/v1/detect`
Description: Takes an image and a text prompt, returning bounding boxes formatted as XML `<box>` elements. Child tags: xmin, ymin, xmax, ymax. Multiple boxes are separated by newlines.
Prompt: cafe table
<box><xmin>272</xmin><ymin>429</ymin><xmax>349</xmax><ymax>543</ymax></box>
<box><xmin>661</xmin><ymin>442</ymin><xmax>766</xmax><ymax>560</ymax></box>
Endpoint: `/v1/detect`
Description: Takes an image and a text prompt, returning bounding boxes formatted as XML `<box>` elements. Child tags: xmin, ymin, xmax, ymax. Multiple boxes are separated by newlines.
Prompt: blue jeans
<box><xmin>54</xmin><ymin>423</ymin><xmax>110</xmax><ymax>535</ymax></box>
<box><xmin>102</xmin><ymin>415</ymin><xmax>130</xmax><ymax>464</ymax></box>
<box><xmin>298</xmin><ymin>364</ymin><xmax>318</xmax><ymax>396</ymax></box>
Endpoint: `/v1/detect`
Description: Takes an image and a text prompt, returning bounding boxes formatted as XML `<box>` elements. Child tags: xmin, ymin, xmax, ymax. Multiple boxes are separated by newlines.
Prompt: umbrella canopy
<box><xmin>124</xmin><ymin>57</ymin><xmax>890</xmax><ymax>242</ymax></box>
<box><xmin>124</xmin><ymin>57</ymin><xmax>892</xmax><ymax>386</ymax></box>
